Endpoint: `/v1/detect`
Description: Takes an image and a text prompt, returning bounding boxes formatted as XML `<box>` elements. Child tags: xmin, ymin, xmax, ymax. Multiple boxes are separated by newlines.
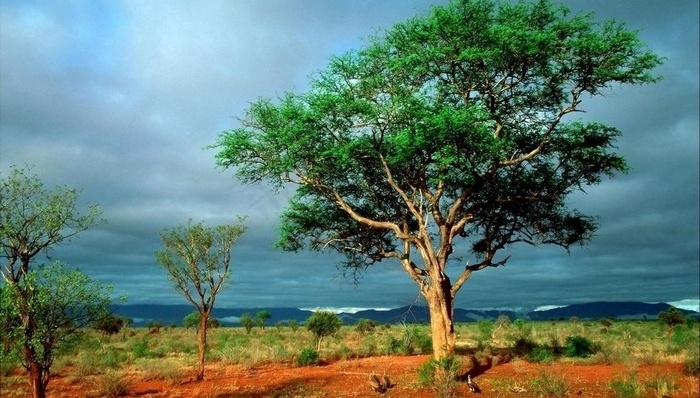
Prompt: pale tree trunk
<box><xmin>424</xmin><ymin>275</ymin><xmax>456</xmax><ymax>360</ymax></box>
<box><xmin>196</xmin><ymin>312</ymin><xmax>209</xmax><ymax>381</ymax></box>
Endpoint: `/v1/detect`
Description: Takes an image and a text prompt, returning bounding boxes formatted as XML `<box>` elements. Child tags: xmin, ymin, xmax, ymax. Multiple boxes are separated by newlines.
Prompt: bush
<box><xmin>131</xmin><ymin>340</ymin><xmax>152</xmax><ymax>359</ymax></box>
<box><xmin>530</xmin><ymin>371</ymin><xmax>569</xmax><ymax>397</ymax></box>
<box><xmin>564</xmin><ymin>335</ymin><xmax>595</xmax><ymax>358</ymax></box>
<box><xmin>356</xmin><ymin>318</ymin><xmax>378</xmax><ymax>333</ymax></box>
<box><xmin>288</xmin><ymin>319</ymin><xmax>299</xmax><ymax>333</ymax></box>
<box><xmin>386</xmin><ymin>326</ymin><xmax>432</xmax><ymax>355</ymax></box>
<box><xmin>417</xmin><ymin>356</ymin><xmax>460</xmax><ymax>398</ymax></box>
<box><xmin>530</xmin><ymin>346</ymin><xmax>554</xmax><ymax>364</ymax></box>
<box><xmin>685</xmin><ymin>346</ymin><xmax>700</xmax><ymax>375</ymax></box>
<box><xmin>297</xmin><ymin>347</ymin><xmax>319</xmax><ymax>366</ymax></box>
<box><xmin>95</xmin><ymin>371</ymin><xmax>130</xmax><ymax>398</ymax></box>
<box><xmin>658</xmin><ymin>307</ymin><xmax>686</xmax><ymax>329</ymax></box>
<box><xmin>609</xmin><ymin>371</ymin><xmax>645</xmax><ymax>398</ymax></box>
<box><xmin>239</xmin><ymin>313</ymin><xmax>254</xmax><ymax>334</ymax></box>
<box><xmin>93</xmin><ymin>314</ymin><xmax>129</xmax><ymax>335</ymax></box>
<box><xmin>306</xmin><ymin>311</ymin><xmax>342</xmax><ymax>351</ymax></box>
<box><xmin>512</xmin><ymin>337</ymin><xmax>537</xmax><ymax>357</ymax></box>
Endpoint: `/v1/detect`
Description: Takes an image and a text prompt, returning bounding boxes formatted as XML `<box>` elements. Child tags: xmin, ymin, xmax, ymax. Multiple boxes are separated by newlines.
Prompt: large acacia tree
<box><xmin>212</xmin><ymin>0</ymin><xmax>662</xmax><ymax>359</ymax></box>
<box><xmin>155</xmin><ymin>218</ymin><xmax>246</xmax><ymax>380</ymax></box>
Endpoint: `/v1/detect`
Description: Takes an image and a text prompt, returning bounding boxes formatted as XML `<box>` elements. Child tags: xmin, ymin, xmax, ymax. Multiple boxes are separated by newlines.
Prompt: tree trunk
<box><xmin>196</xmin><ymin>312</ymin><xmax>208</xmax><ymax>381</ymax></box>
<box><xmin>26</xmin><ymin>353</ymin><xmax>46</xmax><ymax>398</ymax></box>
<box><xmin>425</xmin><ymin>279</ymin><xmax>456</xmax><ymax>360</ymax></box>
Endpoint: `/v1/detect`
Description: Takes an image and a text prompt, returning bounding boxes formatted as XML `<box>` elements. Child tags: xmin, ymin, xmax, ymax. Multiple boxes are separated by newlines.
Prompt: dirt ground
<box><xmin>4</xmin><ymin>355</ymin><xmax>699</xmax><ymax>397</ymax></box>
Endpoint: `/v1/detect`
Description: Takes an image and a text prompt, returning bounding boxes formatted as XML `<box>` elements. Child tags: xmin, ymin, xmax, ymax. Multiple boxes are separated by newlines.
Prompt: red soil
<box><xmin>4</xmin><ymin>355</ymin><xmax>699</xmax><ymax>397</ymax></box>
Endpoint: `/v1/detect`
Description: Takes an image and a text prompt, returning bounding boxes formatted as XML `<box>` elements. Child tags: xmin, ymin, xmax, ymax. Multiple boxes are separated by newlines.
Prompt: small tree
<box><xmin>94</xmin><ymin>314</ymin><xmax>130</xmax><ymax>335</ymax></box>
<box><xmin>1</xmin><ymin>263</ymin><xmax>116</xmax><ymax>396</ymax></box>
<box><xmin>659</xmin><ymin>307</ymin><xmax>686</xmax><ymax>330</ymax></box>
<box><xmin>1</xmin><ymin>166</ymin><xmax>105</xmax><ymax>398</ymax></box>
<box><xmin>256</xmin><ymin>310</ymin><xmax>272</xmax><ymax>330</ymax></box>
<box><xmin>306</xmin><ymin>311</ymin><xmax>342</xmax><ymax>351</ymax></box>
<box><xmin>239</xmin><ymin>313</ymin><xmax>254</xmax><ymax>334</ymax></box>
<box><xmin>155</xmin><ymin>218</ymin><xmax>246</xmax><ymax>380</ymax></box>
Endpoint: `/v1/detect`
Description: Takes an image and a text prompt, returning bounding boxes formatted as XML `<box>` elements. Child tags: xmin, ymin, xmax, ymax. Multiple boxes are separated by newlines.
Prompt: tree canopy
<box><xmin>212</xmin><ymin>0</ymin><xmax>662</xmax><ymax>359</ymax></box>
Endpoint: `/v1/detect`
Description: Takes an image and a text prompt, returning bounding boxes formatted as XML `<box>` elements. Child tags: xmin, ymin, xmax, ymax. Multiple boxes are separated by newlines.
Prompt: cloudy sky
<box><xmin>1</xmin><ymin>0</ymin><xmax>698</xmax><ymax>313</ymax></box>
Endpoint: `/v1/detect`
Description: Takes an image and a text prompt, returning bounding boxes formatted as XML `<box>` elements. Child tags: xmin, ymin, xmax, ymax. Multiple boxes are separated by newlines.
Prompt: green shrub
<box><xmin>417</xmin><ymin>356</ymin><xmax>460</xmax><ymax>398</ymax></box>
<box><xmin>685</xmin><ymin>345</ymin><xmax>700</xmax><ymax>375</ymax></box>
<box><xmin>564</xmin><ymin>335</ymin><xmax>595</xmax><ymax>358</ymax></box>
<box><xmin>131</xmin><ymin>340</ymin><xmax>152</xmax><ymax>359</ymax></box>
<box><xmin>645</xmin><ymin>372</ymin><xmax>677</xmax><ymax>398</ymax></box>
<box><xmin>658</xmin><ymin>307</ymin><xmax>686</xmax><ymax>329</ymax></box>
<box><xmin>93</xmin><ymin>314</ymin><xmax>128</xmax><ymax>335</ymax></box>
<box><xmin>239</xmin><ymin>313</ymin><xmax>254</xmax><ymax>334</ymax></box>
<box><xmin>609</xmin><ymin>371</ymin><xmax>645</xmax><ymax>398</ymax></box>
<box><xmin>356</xmin><ymin>318</ymin><xmax>378</xmax><ymax>333</ymax></box>
<box><xmin>297</xmin><ymin>347</ymin><xmax>319</xmax><ymax>366</ymax></box>
<box><xmin>287</xmin><ymin>319</ymin><xmax>299</xmax><ymax>333</ymax></box>
<box><xmin>512</xmin><ymin>337</ymin><xmax>537</xmax><ymax>357</ymax></box>
<box><xmin>530</xmin><ymin>346</ymin><xmax>554</xmax><ymax>364</ymax></box>
<box><xmin>530</xmin><ymin>371</ymin><xmax>569</xmax><ymax>397</ymax></box>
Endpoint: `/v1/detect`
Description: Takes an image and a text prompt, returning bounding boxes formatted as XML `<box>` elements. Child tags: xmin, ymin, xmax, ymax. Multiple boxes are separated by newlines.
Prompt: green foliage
<box><xmin>211</xmin><ymin>0</ymin><xmax>662</xmax><ymax>360</ymax></box>
<box><xmin>386</xmin><ymin>325</ymin><xmax>432</xmax><ymax>355</ymax></box>
<box><xmin>530</xmin><ymin>346</ymin><xmax>555</xmax><ymax>364</ymax></box>
<box><xmin>600</xmin><ymin>318</ymin><xmax>614</xmax><ymax>332</ymax></box>
<box><xmin>155</xmin><ymin>218</ymin><xmax>247</xmax><ymax>313</ymax></box>
<box><xmin>355</xmin><ymin>318</ymin><xmax>378</xmax><ymax>333</ymax></box>
<box><xmin>685</xmin><ymin>345</ymin><xmax>700</xmax><ymax>375</ymax></box>
<box><xmin>530</xmin><ymin>371</ymin><xmax>569</xmax><ymax>397</ymax></box>
<box><xmin>287</xmin><ymin>319</ymin><xmax>299</xmax><ymax>333</ymax></box>
<box><xmin>256</xmin><ymin>310</ymin><xmax>272</xmax><ymax>329</ymax></box>
<box><xmin>645</xmin><ymin>372</ymin><xmax>677</xmax><ymax>398</ymax></box>
<box><xmin>512</xmin><ymin>337</ymin><xmax>537</xmax><ymax>358</ymax></box>
<box><xmin>131</xmin><ymin>340</ymin><xmax>152</xmax><ymax>359</ymax></box>
<box><xmin>240</xmin><ymin>313</ymin><xmax>254</xmax><ymax>334</ymax></box>
<box><xmin>0</xmin><ymin>165</ymin><xmax>108</xmax><ymax>395</ymax></box>
<box><xmin>94</xmin><ymin>314</ymin><xmax>130</xmax><ymax>335</ymax></box>
<box><xmin>0</xmin><ymin>165</ymin><xmax>104</xmax><ymax>282</ymax></box>
<box><xmin>183</xmin><ymin>311</ymin><xmax>219</xmax><ymax>330</ymax></box>
<box><xmin>306</xmin><ymin>311</ymin><xmax>342</xmax><ymax>351</ymax></box>
<box><xmin>417</xmin><ymin>356</ymin><xmax>460</xmax><ymax>398</ymax></box>
<box><xmin>608</xmin><ymin>371</ymin><xmax>645</xmax><ymax>398</ymax></box>
<box><xmin>658</xmin><ymin>307</ymin><xmax>686</xmax><ymax>329</ymax></box>
<box><xmin>1</xmin><ymin>263</ymin><xmax>116</xmax><ymax>380</ymax></box>
<box><xmin>563</xmin><ymin>335</ymin><xmax>595</xmax><ymax>358</ymax></box>
<box><xmin>475</xmin><ymin>320</ymin><xmax>494</xmax><ymax>349</ymax></box>
<box><xmin>297</xmin><ymin>347</ymin><xmax>319</xmax><ymax>366</ymax></box>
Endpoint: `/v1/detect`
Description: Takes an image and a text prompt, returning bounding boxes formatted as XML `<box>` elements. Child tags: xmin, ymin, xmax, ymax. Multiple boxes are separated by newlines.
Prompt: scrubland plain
<box><xmin>1</xmin><ymin>318</ymin><xmax>698</xmax><ymax>397</ymax></box>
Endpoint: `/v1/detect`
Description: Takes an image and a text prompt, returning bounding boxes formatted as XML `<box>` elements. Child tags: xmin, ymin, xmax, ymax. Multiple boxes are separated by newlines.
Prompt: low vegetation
<box><xmin>1</xmin><ymin>316</ymin><xmax>697</xmax><ymax>396</ymax></box>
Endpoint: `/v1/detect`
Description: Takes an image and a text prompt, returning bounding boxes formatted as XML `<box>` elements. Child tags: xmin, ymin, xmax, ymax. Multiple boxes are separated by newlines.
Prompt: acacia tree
<box><xmin>1</xmin><ymin>263</ymin><xmax>115</xmax><ymax>392</ymax></box>
<box><xmin>155</xmin><ymin>218</ymin><xmax>246</xmax><ymax>380</ymax></box>
<box><xmin>1</xmin><ymin>166</ymin><xmax>105</xmax><ymax>398</ymax></box>
<box><xmin>212</xmin><ymin>0</ymin><xmax>662</xmax><ymax>360</ymax></box>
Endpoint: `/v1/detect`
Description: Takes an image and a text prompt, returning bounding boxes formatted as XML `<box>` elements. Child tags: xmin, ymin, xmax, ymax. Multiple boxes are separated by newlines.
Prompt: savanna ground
<box><xmin>2</xmin><ymin>318</ymin><xmax>698</xmax><ymax>397</ymax></box>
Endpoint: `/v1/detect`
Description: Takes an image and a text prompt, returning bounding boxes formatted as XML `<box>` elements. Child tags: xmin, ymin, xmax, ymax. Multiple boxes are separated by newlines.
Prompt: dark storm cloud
<box><xmin>1</xmin><ymin>0</ymin><xmax>697</xmax><ymax>312</ymax></box>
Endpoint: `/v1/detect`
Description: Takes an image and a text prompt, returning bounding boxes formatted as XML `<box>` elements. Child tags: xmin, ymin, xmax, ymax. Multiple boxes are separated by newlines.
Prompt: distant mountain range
<box><xmin>112</xmin><ymin>301</ymin><xmax>698</xmax><ymax>327</ymax></box>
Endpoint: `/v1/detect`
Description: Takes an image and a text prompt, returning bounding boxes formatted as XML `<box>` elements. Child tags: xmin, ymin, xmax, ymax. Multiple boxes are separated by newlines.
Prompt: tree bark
<box><xmin>196</xmin><ymin>312</ymin><xmax>209</xmax><ymax>381</ymax></box>
<box><xmin>424</xmin><ymin>277</ymin><xmax>456</xmax><ymax>360</ymax></box>
<box><xmin>25</xmin><ymin>349</ymin><xmax>46</xmax><ymax>398</ymax></box>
